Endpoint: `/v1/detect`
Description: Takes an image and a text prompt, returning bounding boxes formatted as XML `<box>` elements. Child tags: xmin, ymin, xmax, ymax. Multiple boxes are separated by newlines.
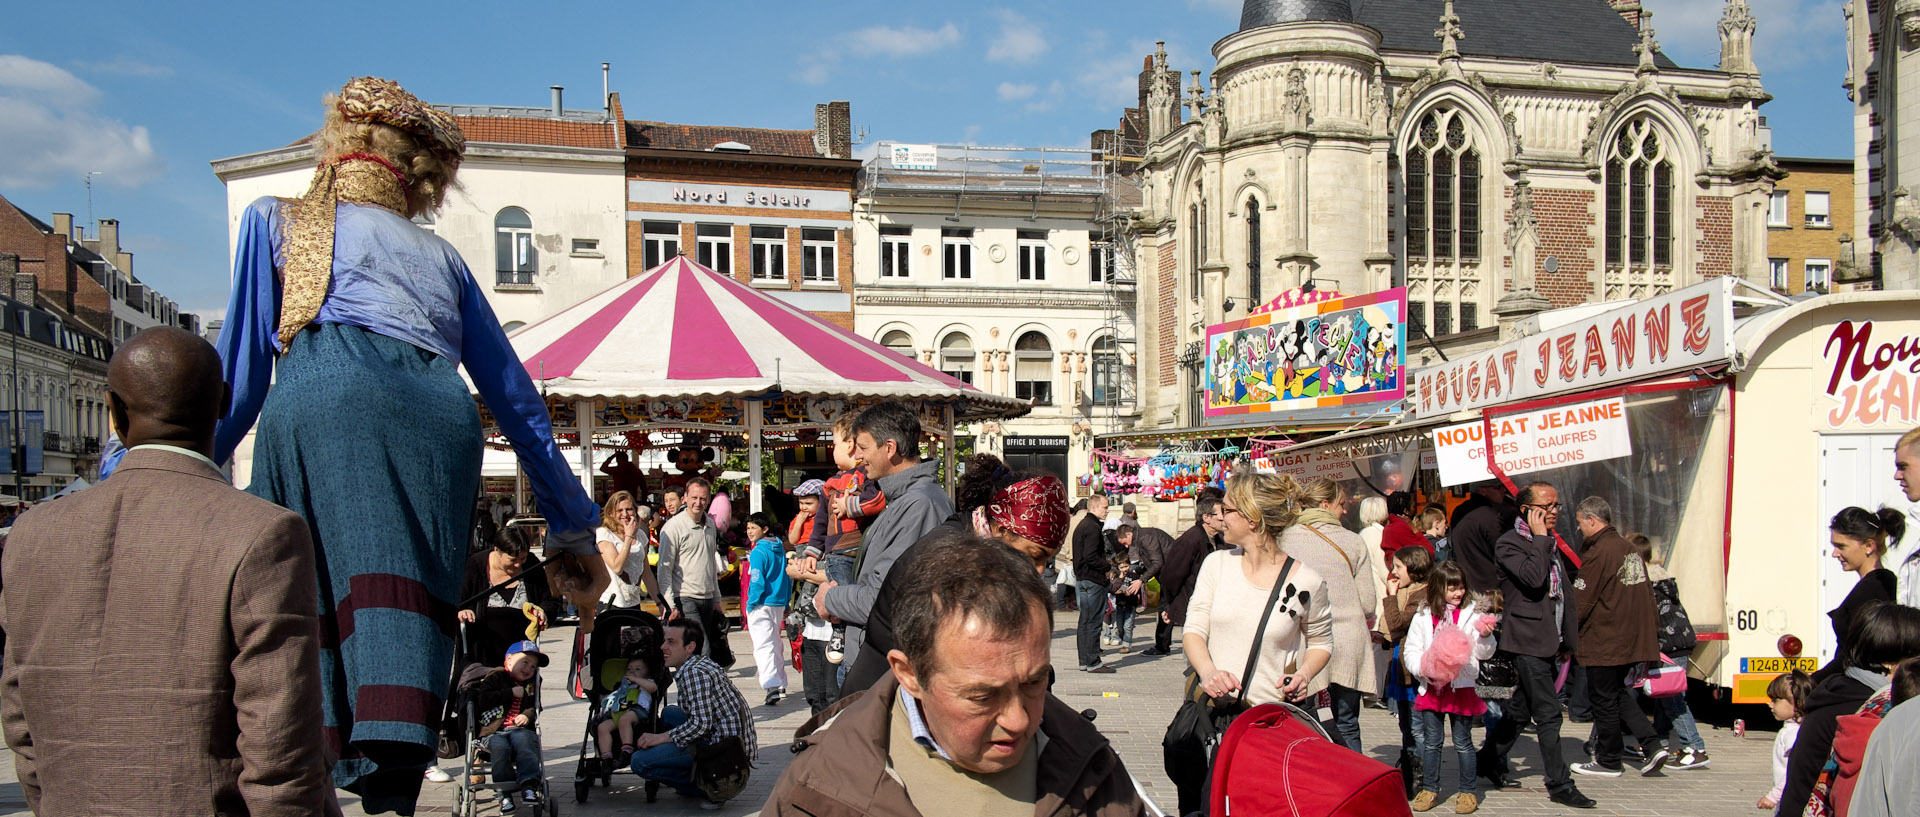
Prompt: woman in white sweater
<box><xmin>1184</xmin><ymin>471</ymin><xmax>1334</xmax><ymax>709</ymax></box>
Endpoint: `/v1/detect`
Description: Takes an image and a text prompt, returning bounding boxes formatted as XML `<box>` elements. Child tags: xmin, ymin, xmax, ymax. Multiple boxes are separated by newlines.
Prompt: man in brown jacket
<box><xmin>763</xmin><ymin>535</ymin><xmax>1151</xmax><ymax>817</ymax></box>
<box><xmin>1</xmin><ymin>327</ymin><xmax>339</xmax><ymax>816</ymax></box>
<box><xmin>1568</xmin><ymin>496</ymin><xmax>1667</xmax><ymax>780</ymax></box>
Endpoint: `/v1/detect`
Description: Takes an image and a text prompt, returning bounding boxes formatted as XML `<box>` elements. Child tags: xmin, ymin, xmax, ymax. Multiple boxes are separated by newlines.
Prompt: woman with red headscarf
<box><xmin>837</xmin><ymin>454</ymin><xmax>1071</xmax><ymax>695</ymax></box>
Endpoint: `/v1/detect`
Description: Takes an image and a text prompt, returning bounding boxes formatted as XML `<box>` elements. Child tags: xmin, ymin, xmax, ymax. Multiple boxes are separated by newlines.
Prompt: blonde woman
<box><xmin>596</xmin><ymin>491</ymin><xmax>657</xmax><ymax>612</ymax></box>
<box><xmin>1183</xmin><ymin>471</ymin><xmax>1334</xmax><ymax>704</ymax></box>
<box><xmin>1284</xmin><ymin>477</ymin><xmax>1379</xmax><ymax>753</ymax></box>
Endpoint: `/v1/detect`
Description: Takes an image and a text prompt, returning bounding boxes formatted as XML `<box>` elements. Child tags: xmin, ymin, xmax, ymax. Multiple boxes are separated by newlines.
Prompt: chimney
<box><xmin>0</xmin><ymin>253</ymin><xmax>16</xmax><ymax>278</ymax></box>
<box><xmin>814</xmin><ymin>101</ymin><xmax>852</xmax><ymax>159</ymax></box>
<box><xmin>12</xmin><ymin>274</ymin><xmax>35</xmax><ymax>305</ymax></box>
<box><xmin>98</xmin><ymin>219</ymin><xmax>119</xmax><ymax>258</ymax></box>
<box><xmin>601</xmin><ymin>62</ymin><xmax>611</xmax><ymax>114</ymax></box>
<box><xmin>51</xmin><ymin>214</ymin><xmax>73</xmax><ymax>243</ymax></box>
<box><xmin>550</xmin><ymin>85</ymin><xmax>564</xmax><ymax>118</ymax></box>
<box><xmin>1609</xmin><ymin>0</ymin><xmax>1643</xmax><ymax>28</ymax></box>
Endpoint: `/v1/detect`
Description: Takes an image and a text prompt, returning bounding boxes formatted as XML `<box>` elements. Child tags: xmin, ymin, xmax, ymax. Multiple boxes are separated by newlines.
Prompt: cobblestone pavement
<box><xmin>0</xmin><ymin>621</ymin><xmax>1779</xmax><ymax>816</ymax></box>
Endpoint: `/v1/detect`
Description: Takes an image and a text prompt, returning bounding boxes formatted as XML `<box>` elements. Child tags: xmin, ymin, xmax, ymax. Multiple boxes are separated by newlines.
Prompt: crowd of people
<box><xmin>6</xmin><ymin>75</ymin><xmax>1920</xmax><ymax>817</ymax></box>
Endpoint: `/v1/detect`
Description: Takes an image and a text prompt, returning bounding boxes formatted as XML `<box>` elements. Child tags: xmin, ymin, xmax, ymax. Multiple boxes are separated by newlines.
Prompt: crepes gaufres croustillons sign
<box><xmin>1822</xmin><ymin>318</ymin><xmax>1920</xmax><ymax>428</ymax></box>
<box><xmin>1413</xmin><ymin>278</ymin><xmax>1732</xmax><ymax>418</ymax></box>
<box><xmin>1430</xmin><ymin>397</ymin><xmax>1633</xmax><ymax>487</ymax></box>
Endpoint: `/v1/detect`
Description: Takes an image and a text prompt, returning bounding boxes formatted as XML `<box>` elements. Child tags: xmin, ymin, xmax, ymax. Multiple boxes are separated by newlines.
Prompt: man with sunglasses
<box><xmin>1480</xmin><ymin>481</ymin><xmax>1596</xmax><ymax>809</ymax></box>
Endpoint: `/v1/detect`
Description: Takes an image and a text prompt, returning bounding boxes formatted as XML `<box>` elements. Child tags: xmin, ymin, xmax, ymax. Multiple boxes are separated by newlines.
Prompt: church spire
<box><xmin>1634</xmin><ymin>9</ymin><xmax>1661</xmax><ymax>75</ymax></box>
<box><xmin>1434</xmin><ymin>0</ymin><xmax>1465</xmax><ymax>64</ymax></box>
<box><xmin>1718</xmin><ymin>0</ymin><xmax>1758</xmax><ymax>77</ymax></box>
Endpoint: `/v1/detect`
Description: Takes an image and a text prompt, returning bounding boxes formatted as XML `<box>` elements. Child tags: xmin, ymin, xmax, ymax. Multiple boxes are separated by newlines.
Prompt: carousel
<box><xmin>480</xmin><ymin>254</ymin><xmax>1030</xmax><ymax>513</ymax></box>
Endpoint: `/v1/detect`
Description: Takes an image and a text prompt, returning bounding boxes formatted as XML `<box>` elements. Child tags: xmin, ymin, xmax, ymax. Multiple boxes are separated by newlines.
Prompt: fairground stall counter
<box><xmin>1248</xmin><ymin>278</ymin><xmax>1919</xmax><ymax>702</ymax></box>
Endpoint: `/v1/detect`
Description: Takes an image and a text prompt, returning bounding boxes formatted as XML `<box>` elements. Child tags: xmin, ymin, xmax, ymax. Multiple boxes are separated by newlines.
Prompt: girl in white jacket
<box><xmin>1402</xmin><ymin>561</ymin><xmax>1499</xmax><ymax>814</ymax></box>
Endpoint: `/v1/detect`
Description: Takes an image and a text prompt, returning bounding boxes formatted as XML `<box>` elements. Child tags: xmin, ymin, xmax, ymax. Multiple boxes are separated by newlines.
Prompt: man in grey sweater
<box><xmin>813</xmin><ymin>402</ymin><xmax>953</xmax><ymax>674</ymax></box>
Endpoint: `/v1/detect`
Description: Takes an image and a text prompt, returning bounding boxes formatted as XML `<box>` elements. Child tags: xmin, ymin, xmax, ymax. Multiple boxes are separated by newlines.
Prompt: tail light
<box><xmin>1779</xmin><ymin>634</ymin><xmax>1803</xmax><ymax>659</ymax></box>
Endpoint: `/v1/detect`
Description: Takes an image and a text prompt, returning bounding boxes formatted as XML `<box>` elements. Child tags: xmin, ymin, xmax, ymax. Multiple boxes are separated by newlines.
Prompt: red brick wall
<box><xmin>1158</xmin><ymin>241</ymin><xmax>1178</xmax><ymax>387</ymax></box>
<box><xmin>1695</xmin><ymin>196</ymin><xmax>1733</xmax><ymax>279</ymax></box>
<box><xmin>1532</xmin><ymin>188</ymin><xmax>1597</xmax><ymax>307</ymax></box>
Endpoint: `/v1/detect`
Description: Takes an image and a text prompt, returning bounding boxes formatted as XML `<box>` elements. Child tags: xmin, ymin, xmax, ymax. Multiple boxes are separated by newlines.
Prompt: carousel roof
<box><xmin>503</xmin><ymin>255</ymin><xmax>1029</xmax><ymax>420</ymax></box>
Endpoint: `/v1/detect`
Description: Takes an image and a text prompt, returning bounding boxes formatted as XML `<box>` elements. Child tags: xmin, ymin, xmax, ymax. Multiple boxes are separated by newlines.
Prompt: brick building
<box><xmin>1767</xmin><ymin>157</ymin><xmax>1856</xmax><ymax>294</ymax></box>
<box><xmin>624</xmin><ymin>103</ymin><xmax>858</xmax><ymax>329</ymax></box>
<box><xmin>1122</xmin><ymin>0</ymin><xmax>1783</xmax><ymax>429</ymax></box>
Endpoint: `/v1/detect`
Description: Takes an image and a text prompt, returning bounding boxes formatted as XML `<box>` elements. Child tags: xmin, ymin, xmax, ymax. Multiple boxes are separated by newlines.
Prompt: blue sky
<box><xmin>0</xmin><ymin>0</ymin><xmax>1851</xmax><ymax>319</ymax></box>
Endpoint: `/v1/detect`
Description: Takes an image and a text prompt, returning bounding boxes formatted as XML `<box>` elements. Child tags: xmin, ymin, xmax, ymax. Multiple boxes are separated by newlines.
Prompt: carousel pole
<box><xmin>943</xmin><ymin>403</ymin><xmax>957</xmax><ymax>500</ymax></box>
<box><xmin>747</xmin><ymin>399</ymin><xmax>765</xmax><ymax>514</ymax></box>
<box><xmin>575</xmin><ymin>399</ymin><xmax>596</xmax><ymax>501</ymax></box>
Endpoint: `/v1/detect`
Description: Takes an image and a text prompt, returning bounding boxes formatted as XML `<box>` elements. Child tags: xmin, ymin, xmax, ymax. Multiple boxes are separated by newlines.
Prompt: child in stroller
<box><xmin>572</xmin><ymin>606</ymin><xmax>673</xmax><ymax>804</ymax></box>
<box><xmin>589</xmin><ymin>652</ymin><xmax>659</xmax><ymax>772</ymax></box>
<box><xmin>455</xmin><ymin>639</ymin><xmax>553</xmax><ymax>815</ymax></box>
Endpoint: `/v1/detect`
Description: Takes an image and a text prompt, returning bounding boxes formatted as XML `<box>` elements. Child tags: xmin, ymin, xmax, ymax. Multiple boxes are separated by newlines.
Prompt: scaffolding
<box><xmin>1093</xmin><ymin>132</ymin><xmax>1145</xmax><ymax>433</ymax></box>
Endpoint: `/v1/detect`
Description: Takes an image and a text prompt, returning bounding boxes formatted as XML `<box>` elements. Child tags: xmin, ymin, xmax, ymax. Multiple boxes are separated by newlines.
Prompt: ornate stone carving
<box><xmin>1280</xmin><ymin>68</ymin><xmax>1313</xmax><ymax>133</ymax></box>
<box><xmin>1899</xmin><ymin>0</ymin><xmax>1920</xmax><ymax>47</ymax></box>
<box><xmin>1434</xmin><ymin>0</ymin><xmax>1464</xmax><ymax>63</ymax></box>
<box><xmin>1146</xmin><ymin>41</ymin><xmax>1179</xmax><ymax>142</ymax></box>
<box><xmin>1634</xmin><ymin>10</ymin><xmax>1661</xmax><ymax>75</ymax></box>
<box><xmin>1889</xmin><ymin>187</ymin><xmax>1920</xmax><ymax>242</ymax></box>
<box><xmin>1367</xmin><ymin>65</ymin><xmax>1390</xmax><ymax>137</ymax></box>
<box><xmin>1718</xmin><ymin>0</ymin><xmax>1757</xmax><ymax>76</ymax></box>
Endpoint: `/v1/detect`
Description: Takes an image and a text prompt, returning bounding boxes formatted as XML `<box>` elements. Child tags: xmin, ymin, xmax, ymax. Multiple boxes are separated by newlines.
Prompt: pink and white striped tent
<box><xmin>504</xmin><ymin>255</ymin><xmax>1026</xmax><ymax>418</ymax></box>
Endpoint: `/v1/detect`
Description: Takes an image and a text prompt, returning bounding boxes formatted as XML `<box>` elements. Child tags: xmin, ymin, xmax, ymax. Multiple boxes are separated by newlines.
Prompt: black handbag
<box><xmin>689</xmin><ymin>735</ymin><xmax>752</xmax><ymax>803</ymax></box>
<box><xmin>1475</xmin><ymin>653</ymin><xmax>1518</xmax><ymax>700</ymax></box>
<box><xmin>1162</xmin><ymin>557</ymin><xmax>1297</xmax><ymax>770</ymax></box>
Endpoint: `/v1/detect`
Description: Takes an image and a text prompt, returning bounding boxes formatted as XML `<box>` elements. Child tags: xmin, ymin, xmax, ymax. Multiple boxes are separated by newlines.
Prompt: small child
<box><xmin>458</xmin><ymin>640</ymin><xmax>548</xmax><ymax>813</ymax></box>
<box><xmin>745</xmin><ymin>512</ymin><xmax>792</xmax><ymax>706</ymax></box>
<box><xmin>1403</xmin><ymin>561</ymin><xmax>1498</xmax><ymax>815</ymax></box>
<box><xmin>1634</xmin><ymin>533</ymin><xmax>1710</xmax><ymax>770</ymax></box>
<box><xmin>1381</xmin><ymin>544</ymin><xmax>1436</xmax><ymax>787</ymax></box>
<box><xmin>1760</xmin><ymin>670</ymin><xmax>1813</xmax><ymax>810</ymax></box>
<box><xmin>806</xmin><ymin>415</ymin><xmax>886</xmax><ymax>663</ymax></box>
<box><xmin>590</xmin><ymin>653</ymin><xmax>658</xmax><ymax>776</ymax></box>
<box><xmin>1418</xmin><ymin>506</ymin><xmax>1451</xmax><ymax>563</ymax></box>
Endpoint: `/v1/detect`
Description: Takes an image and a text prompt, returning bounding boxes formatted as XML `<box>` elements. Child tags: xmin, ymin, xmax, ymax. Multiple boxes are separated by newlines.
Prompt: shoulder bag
<box><xmin>1163</xmin><ymin>557</ymin><xmax>1298</xmax><ymax>768</ymax></box>
<box><xmin>1304</xmin><ymin>523</ymin><xmax>1356</xmax><ymax>578</ymax></box>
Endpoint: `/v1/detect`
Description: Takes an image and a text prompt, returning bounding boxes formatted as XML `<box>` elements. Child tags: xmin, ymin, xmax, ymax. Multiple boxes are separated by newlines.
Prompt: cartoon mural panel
<box><xmin>1203</xmin><ymin>288</ymin><xmax>1408</xmax><ymax>416</ymax></box>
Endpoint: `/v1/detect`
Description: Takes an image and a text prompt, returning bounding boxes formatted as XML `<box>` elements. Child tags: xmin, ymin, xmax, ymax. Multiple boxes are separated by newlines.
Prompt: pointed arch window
<box><xmin>1605</xmin><ymin>118</ymin><xmax>1674</xmax><ymax>268</ymax></box>
<box><xmin>1403</xmin><ymin>108</ymin><xmax>1482</xmax><ymax>263</ymax></box>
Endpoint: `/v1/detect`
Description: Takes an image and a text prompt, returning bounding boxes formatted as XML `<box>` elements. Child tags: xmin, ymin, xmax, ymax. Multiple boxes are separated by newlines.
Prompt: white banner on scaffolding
<box><xmin>889</xmin><ymin>143</ymin><xmax>938</xmax><ymax>170</ymax></box>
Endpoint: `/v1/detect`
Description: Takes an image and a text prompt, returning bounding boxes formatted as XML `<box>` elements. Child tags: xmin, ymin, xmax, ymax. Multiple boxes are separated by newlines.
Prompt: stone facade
<box><xmin>852</xmin><ymin>145</ymin><xmax>1139</xmax><ymax>492</ymax></box>
<box><xmin>1848</xmin><ymin>0</ymin><xmax>1920</xmax><ymax>290</ymax></box>
<box><xmin>1125</xmin><ymin>0</ymin><xmax>1780</xmax><ymax>429</ymax></box>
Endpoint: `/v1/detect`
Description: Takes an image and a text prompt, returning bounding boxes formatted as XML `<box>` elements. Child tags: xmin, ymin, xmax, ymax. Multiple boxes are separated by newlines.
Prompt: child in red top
<box><xmin>1402</xmin><ymin>561</ymin><xmax>1499</xmax><ymax>813</ymax></box>
<box><xmin>803</xmin><ymin>416</ymin><xmax>886</xmax><ymax>663</ymax></box>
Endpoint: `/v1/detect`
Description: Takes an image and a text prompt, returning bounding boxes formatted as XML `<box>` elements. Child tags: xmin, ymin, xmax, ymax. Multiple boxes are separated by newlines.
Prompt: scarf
<box><xmin>275</xmin><ymin>77</ymin><xmax>465</xmax><ymax>350</ymax></box>
<box><xmin>1297</xmin><ymin>507</ymin><xmax>1343</xmax><ymax>530</ymax></box>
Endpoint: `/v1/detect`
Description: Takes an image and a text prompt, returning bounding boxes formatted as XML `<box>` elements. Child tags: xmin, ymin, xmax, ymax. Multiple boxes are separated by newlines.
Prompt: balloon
<box><xmin>710</xmin><ymin>492</ymin><xmax>733</xmax><ymax>532</ymax></box>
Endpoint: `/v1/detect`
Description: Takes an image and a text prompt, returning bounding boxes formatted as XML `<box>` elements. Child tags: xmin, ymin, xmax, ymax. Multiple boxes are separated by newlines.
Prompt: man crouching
<box><xmin>763</xmin><ymin>535</ymin><xmax>1153</xmax><ymax>816</ymax></box>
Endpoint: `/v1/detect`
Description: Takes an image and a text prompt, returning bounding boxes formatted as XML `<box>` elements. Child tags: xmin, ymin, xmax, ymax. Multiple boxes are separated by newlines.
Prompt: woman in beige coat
<box><xmin>1281</xmin><ymin>476</ymin><xmax>1378</xmax><ymax>753</ymax></box>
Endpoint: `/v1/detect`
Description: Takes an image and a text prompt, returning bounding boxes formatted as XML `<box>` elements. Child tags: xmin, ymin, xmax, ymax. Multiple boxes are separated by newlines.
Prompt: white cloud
<box><xmin>72</xmin><ymin>57</ymin><xmax>174</xmax><ymax>78</ymax></box>
<box><xmin>1023</xmin><ymin>81</ymin><xmax>1067</xmax><ymax>113</ymax></box>
<box><xmin>1072</xmin><ymin>33</ymin><xmax>1175</xmax><ymax>110</ymax></box>
<box><xmin>794</xmin><ymin>22</ymin><xmax>962</xmax><ymax>84</ymax></box>
<box><xmin>987</xmin><ymin>10</ymin><xmax>1048</xmax><ymax>64</ymax></box>
<box><xmin>846</xmin><ymin>22</ymin><xmax>962</xmax><ymax>59</ymax></box>
<box><xmin>997</xmin><ymin>81</ymin><xmax>1038</xmax><ymax>101</ymax></box>
<box><xmin>1641</xmin><ymin>0</ymin><xmax>1843</xmax><ymax>72</ymax></box>
<box><xmin>0</xmin><ymin>55</ymin><xmax>164</xmax><ymax>190</ymax></box>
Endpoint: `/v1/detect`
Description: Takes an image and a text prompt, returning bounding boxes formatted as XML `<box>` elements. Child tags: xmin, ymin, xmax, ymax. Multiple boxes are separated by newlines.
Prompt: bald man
<box><xmin>2</xmin><ymin>327</ymin><xmax>341</xmax><ymax>816</ymax></box>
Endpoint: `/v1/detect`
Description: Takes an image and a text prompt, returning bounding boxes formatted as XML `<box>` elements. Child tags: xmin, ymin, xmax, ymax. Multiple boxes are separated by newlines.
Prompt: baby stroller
<box><xmin>571</xmin><ymin>606</ymin><xmax>673</xmax><ymax>804</ymax></box>
<box><xmin>451</xmin><ymin>621</ymin><xmax>558</xmax><ymax>817</ymax></box>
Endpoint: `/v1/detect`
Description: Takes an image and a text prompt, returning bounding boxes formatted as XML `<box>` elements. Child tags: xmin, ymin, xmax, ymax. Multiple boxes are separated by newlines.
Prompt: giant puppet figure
<box><xmin>213</xmin><ymin>78</ymin><xmax>606</xmax><ymax>812</ymax></box>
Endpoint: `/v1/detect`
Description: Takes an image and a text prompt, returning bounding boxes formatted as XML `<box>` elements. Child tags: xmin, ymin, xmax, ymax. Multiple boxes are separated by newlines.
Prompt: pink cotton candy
<box><xmin>710</xmin><ymin>492</ymin><xmax>733</xmax><ymax>532</ymax></box>
<box><xmin>1422</xmin><ymin>619</ymin><xmax>1473</xmax><ymax>686</ymax></box>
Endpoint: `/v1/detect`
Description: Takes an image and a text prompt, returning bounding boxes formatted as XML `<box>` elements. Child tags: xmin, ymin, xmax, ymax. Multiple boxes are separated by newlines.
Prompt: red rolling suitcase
<box><xmin>1207</xmin><ymin>702</ymin><xmax>1412</xmax><ymax>817</ymax></box>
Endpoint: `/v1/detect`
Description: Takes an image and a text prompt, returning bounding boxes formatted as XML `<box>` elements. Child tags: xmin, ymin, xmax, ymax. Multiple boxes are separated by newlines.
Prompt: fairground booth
<box><xmin>478</xmin><ymin>255</ymin><xmax>1028</xmax><ymax>515</ymax></box>
<box><xmin>1098</xmin><ymin>277</ymin><xmax>1920</xmax><ymax>701</ymax></box>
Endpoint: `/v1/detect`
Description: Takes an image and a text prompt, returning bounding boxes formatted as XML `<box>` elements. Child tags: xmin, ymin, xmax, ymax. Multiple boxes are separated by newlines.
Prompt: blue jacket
<box><xmin>747</xmin><ymin>538</ymin><xmax>792</xmax><ymax>611</ymax></box>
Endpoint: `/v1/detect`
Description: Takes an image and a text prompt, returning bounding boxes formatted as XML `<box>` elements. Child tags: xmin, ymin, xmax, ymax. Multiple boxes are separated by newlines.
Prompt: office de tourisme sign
<box><xmin>1412</xmin><ymin>279</ymin><xmax>1734</xmax><ymax>418</ymax></box>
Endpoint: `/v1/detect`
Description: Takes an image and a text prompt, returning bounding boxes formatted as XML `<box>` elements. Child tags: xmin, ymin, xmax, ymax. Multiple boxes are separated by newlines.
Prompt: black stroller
<box><xmin>571</xmin><ymin>606</ymin><xmax>673</xmax><ymax>804</ymax></box>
